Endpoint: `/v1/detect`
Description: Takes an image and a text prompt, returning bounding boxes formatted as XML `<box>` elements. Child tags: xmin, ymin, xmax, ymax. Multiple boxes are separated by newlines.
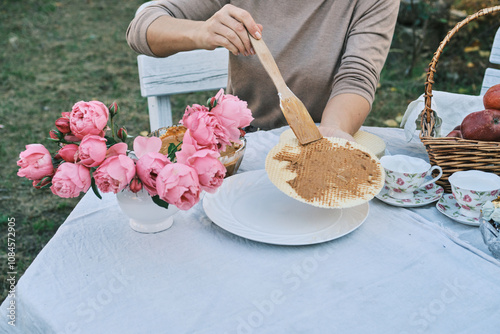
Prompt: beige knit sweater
<box><xmin>127</xmin><ymin>0</ymin><xmax>399</xmax><ymax>130</ymax></box>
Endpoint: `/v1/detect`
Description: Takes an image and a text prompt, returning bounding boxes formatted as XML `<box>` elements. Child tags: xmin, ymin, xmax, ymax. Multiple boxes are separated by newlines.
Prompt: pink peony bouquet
<box><xmin>17</xmin><ymin>89</ymin><xmax>253</xmax><ymax>210</ymax></box>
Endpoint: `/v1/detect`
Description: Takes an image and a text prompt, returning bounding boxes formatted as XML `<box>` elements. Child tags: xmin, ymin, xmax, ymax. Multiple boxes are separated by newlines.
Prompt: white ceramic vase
<box><xmin>116</xmin><ymin>188</ymin><xmax>179</xmax><ymax>233</ymax></box>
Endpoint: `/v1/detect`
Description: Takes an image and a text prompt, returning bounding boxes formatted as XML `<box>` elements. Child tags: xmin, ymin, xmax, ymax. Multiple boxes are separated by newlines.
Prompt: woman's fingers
<box><xmin>205</xmin><ymin>4</ymin><xmax>262</xmax><ymax>56</ymax></box>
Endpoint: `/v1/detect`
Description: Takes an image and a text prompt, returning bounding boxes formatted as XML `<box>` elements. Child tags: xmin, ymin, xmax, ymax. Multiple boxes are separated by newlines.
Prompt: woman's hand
<box><xmin>199</xmin><ymin>4</ymin><xmax>263</xmax><ymax>56</ymax></box>
<box><xmin>146</xmin><ymin>4</ymin><xmax>262</xmax><ymax>57</ymax></box>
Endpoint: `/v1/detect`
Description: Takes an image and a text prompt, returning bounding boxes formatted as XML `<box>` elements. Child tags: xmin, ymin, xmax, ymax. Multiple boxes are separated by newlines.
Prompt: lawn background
<box><xmin>1</xmin><ymin>0</ymin><xmax>499</xmax><ymax>301</ymax></box>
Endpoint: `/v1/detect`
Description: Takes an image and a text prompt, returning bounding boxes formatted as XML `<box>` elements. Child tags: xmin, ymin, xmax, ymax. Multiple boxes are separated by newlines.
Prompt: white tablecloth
<box><xmin>2</xmin><ymin>126</ymin><xmax>500</xmax><ymax>334</ymax></box>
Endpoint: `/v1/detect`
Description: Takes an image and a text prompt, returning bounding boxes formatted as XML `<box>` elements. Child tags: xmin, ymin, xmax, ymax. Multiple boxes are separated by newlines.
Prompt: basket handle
<box><xmin>421</xmin><ymin>5</ymin><xmax>500</xmax><ymax>138</ymax></box>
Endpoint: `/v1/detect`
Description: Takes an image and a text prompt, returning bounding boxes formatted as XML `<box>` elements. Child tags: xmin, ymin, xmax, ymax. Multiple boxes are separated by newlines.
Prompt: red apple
<box><xmin>484</xmin><ymin>84</ymin><xmax>500</xmax><ymax>110</ymax></box>
<box><xmin>445</xmin><ymin>125</ymin><xmax>462</xmax><ymax>138</ymax></box>
<box><xmin>446</xmin><ymin>129</ymin><xmax>462</xmax><ymax>138</ymax></box>
<box><xmin>461</xmin><ymin>109</ymin><xmax>500</xmax><ymax>141</ymax></box>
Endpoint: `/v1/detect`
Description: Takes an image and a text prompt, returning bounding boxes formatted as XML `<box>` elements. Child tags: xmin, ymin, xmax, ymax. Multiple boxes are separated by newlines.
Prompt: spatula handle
<box><xmin>248</xmin><ymin>34</ymin><xmax>288</xmax><ymax>93</ymax></box>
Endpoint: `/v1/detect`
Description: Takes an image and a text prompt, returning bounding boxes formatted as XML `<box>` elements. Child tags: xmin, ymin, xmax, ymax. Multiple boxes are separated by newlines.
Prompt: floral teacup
<box><xmin>449</xmin><ymin>170</ymin><xmax>500</xmax><ymax>218</ymax></box>
<box><xmin>380</xmin><ymin>155</ymin><xmax>443</xmax><ymax>199</ymax></box>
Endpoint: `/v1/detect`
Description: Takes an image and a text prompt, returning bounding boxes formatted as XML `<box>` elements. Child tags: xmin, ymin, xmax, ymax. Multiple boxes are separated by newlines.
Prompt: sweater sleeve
<box><xmin>330</xmin><ymin>0</ymin><xmax>399</xmax><ymax>106</ymax></box>
<box><xmin>126</xmin><ymin>0</ymin><xmax>228</xmax><ymax>57</ymax></box>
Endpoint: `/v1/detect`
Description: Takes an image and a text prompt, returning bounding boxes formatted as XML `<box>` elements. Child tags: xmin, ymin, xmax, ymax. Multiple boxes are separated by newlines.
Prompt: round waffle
<box><xmin>279</xmin><ymin>129</ymin><xmax>386</xmax><ymax>159</ymax></box>
<box><xmin>265</xmin><ymin>137</ymin><xmax>385</xmax><ymax>208</ymax></box>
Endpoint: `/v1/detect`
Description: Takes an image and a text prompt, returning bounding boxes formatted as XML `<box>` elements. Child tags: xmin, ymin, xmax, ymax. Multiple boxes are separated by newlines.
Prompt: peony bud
<box><xmin>108</xmin><ymin>101</ymin><xmax>119</xmax><ymax>117</ymax></box>
<box><xmin>49</xmin><ymin>129</ymin><xmax>61</xmax><ymax>140</ymax></box>
<box><xmin>58</xmin><ymin>144</ymin><xmax>79</xmax><ymax>163</ymax></box>
<box><xmin>55</xmin><ymin>117</ymin><xmax>71</xmax><ymax>134</ymax></box>
<box><xmin>207</xmin><ymin>96</ymin><xmax>217</xmax><ymax>110</ymax></box>
<box><xmin>129</xmin><ymin>176</ymin><xmax>142</xmax><ymax>193</ymax></box>
<box><xmin>117</xmin><ymin>127</ymin><xmax>128</xmax><ymax>141</ymax></box>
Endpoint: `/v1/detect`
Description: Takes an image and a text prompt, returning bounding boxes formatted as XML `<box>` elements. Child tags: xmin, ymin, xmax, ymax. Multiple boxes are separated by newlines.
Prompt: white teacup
<box><xmin>448</xmin><ymin>170</ymin><xmax>500</xmax><ymax>218</ymax></box>
<box><xmin>380</xmin><ymin>155</ymin><xmax>443</xmax><ymax>199</ymax></box>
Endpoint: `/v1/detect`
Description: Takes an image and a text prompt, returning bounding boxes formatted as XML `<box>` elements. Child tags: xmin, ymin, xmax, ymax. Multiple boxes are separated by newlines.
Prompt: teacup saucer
<box><xmin>375</xmin><ymin>183</ymin><xmax>444</xmax><ymax>207</ymax></box>
<box><xmin>436</xmin><ymin>194</ymin><xmax>480</xmax><ymax>226</ymax></box>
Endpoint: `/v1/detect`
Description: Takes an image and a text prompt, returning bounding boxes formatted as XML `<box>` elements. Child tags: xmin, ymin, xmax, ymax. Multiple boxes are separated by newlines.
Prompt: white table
<box><xmin>2</xmin><ymin>126</ymin><xmax>500</xmax><ymax>334</ymax></box>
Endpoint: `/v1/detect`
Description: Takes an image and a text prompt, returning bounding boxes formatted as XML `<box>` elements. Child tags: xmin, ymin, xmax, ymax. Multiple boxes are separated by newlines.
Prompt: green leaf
<box><xmin>152</xmin><ymin>195</ymin><xmax>170</xmax><ymax>209</ymax></box>
<box><xmin>105</xmin><ymin>136</ymin><xmax>117</xmax><ymax>146</ymax></box>
<box><xmin>90</xmin><ymin>175</ymin><xmax>102</xmax><ymax>200</ymax></box>
<box><xmin>35</xmin><ymin>176</ymin><xmax>52</xmax><ymax>189</ymax></box>
<box><xmin>167</xmin><ymin>142</ymin><xmax>182</xmax><ymax>161</ymax></box>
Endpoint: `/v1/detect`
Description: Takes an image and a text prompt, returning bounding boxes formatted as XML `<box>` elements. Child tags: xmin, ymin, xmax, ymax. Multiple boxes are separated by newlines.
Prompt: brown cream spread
<box><xmin>273</xmin><ymin>138</ymin><xmax>381</xmax><ymax>205</ymax></box>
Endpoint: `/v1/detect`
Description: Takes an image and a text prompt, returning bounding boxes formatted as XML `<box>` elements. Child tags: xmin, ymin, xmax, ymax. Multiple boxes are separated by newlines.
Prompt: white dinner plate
<box><xmin>203</xmin><ymin>170</ymin><xmax>369</xmax><ymax>245</ymax></box>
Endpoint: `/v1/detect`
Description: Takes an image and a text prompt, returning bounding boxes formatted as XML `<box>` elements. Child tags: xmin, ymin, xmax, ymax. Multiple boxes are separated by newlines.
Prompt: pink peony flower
<box><xmin>58</xmin><ymin>144</ymin><xmax>79</xmax><ymax>163</ymax></box>
<box><xmin>78</xmin><ymin>135</ymin><xmax>107</xmax><ymax>167</ymax></box>
<box><xmin>133</xmin><ymin>136</ymin><xmax>162</xmax><ymax>159</ymax></box>
<box><xmin>177</xmin><ymin>147</ymin><xmax>225</xmax><ymax>193</ymax></box>
<box><xmin>93</xmin><ymin>155</ymin><xmax>135</xmax><ymax>193</ymax></box>
<box><xmin>69</xmin><ymin>101</ymin><xmax>109</xmax><ymax>139</ymax></box>
<box><xmin>50</xmin><ymin>163</ymin><xmax>91</xmax><ymax>198</ymax></box>
<box><xmin>136</xmin><ymin>152</ymin><xmax>172</xmax><ymax>196</ymax></box>
<box><xmin>211</xmin><ymin>89</ymin><xmax>253</xmax><ymax>143</ymax></box>
<box><xmin>17</xmin><ymin>144</ymin><xmax>54</xmax><ymax>181</ymax></box>
<box><xmin>463</xmin><ymin>194</ymin><xmax>472</xmax><ymax>203</ymax></box>
<box><xmin>180</xmin><ymin>129</ymin><xmax>213</xmax><ymax>152</ymax></box>
<box><xmin>181</xmin><ymin>104</ymin><xmax>227</xmax><ymax>150</ymax></box>
<box><xmin>396</xmin><ymin>178</ymin><xmax>405</xmax><ymax>186</ymax></box>
<box><xmin>156</xmin><ymin>163</ymin><xmax>201</xmax><ymax>210</ymax></box>
<box><xmin>425</xmin><ymin>183</ymin><xmax>434</xmax><ymax>190</ymax></box>
<box><xmin>106</xmin><ymin>142</ymin><xmax>128</xmax><ymax>158</ymax></box>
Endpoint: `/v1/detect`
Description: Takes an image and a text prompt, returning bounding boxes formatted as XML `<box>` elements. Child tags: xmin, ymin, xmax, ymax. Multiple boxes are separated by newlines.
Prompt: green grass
<box><xmin>0</xmin><ymin>0</ymin><xmax>498</xmax><ymax>302</ymax></box>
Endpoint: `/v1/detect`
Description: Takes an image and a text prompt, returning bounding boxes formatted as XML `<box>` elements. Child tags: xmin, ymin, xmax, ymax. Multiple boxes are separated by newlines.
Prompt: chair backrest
<box><xmin>480</xmin><ymin>26</ymin><xmax>500</xmax><ymax>95</ymax></box>
<box><xmin>138</xmin><ymin>49</ymin><xmax>229</xmax><ymax>130</ymax></box>
<box><xmin>134</xmin><ymin>1</ymin><xmax>229</xmax><ymax>131</ymax></box>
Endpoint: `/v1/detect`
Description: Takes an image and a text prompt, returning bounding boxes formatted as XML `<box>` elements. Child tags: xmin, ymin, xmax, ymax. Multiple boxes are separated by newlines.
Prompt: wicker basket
<box><xmin>420</xmin><ymin>5</ymin><xmax>500</xmax><ymax>193</ymax></box>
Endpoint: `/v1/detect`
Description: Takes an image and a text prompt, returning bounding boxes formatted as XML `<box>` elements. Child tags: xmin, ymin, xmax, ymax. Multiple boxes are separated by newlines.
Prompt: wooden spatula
<box><xmin>248</xmin><ymin>34</ymin><xmax>323</xmax><ymax>145</ymax></box>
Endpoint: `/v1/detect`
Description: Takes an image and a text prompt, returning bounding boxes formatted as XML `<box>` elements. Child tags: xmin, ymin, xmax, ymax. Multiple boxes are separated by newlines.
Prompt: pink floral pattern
<box><xmin>376</xmin><ymin>184</ymin><xmax>444</xmax><ymax>207</ymax></box>
<box><xmin>436</xmin><ymin>194</ymin><xmax>480</xmax><ymax>225</ymax></box>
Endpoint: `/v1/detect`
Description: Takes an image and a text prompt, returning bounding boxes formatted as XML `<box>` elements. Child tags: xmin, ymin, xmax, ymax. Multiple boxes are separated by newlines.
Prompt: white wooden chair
<box><xmin>480</xmin><ymin>26</ymin><xmax>500</xmax><ymax>95</ymax></box>
<box><xmin>138</xmin><ymin>49</ymin><xmax>229</xmax><ymax>131</ymax></box>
